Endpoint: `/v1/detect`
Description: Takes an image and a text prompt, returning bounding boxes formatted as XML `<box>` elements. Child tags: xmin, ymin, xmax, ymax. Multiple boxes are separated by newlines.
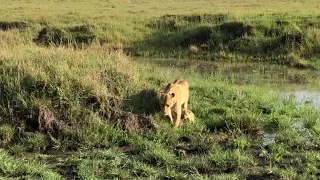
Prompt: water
<box><xmin>136</xmin><ymin>58</ymin><xmax>320</xmax><ymax>107</ymax></box>
<box><xmin>136</xmin><ymin>58</ymin><xmax>320</xmax><ymax>146</ymax></box>
<box><xmin>263</xmin><ymin>120</ymin><xmax>313</xmax><ymax>146</ymax></box>
<box><xmin>262</xmin><ymin>133</ymin><xmax>276</xmax><ymax>146</ymax></box>
<box><xmin>290</xmin><ymin>91</ymin><xmax>320</xmax><ymax>108</ymax></box>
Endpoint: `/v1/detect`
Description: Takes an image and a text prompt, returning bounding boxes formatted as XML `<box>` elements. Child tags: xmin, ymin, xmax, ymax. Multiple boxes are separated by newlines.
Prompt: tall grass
<box><xmin>1</xmin><ymin>0</ymin><xmax>320</xmax><ymax>68</ymax></box>
<box><xmin>0</xmin><ymin>0</ymin><xmax>320</xmax><ymax>179</ymax></box>
<box><xmin>0</xmin><ymin>38</ymin><xmax>318</xmax><ymax>178</ymax></box>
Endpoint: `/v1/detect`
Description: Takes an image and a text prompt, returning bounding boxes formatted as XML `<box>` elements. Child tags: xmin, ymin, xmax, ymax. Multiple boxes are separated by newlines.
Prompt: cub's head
<box><xmin>183</xmin><ymin>110</ymin><xmax>195</xmax><ymax>123</ymax></box>
<box><xmin>159</xmin><ymin>92</ymin><xmax>175</xmax><ymax>115</ymax></box>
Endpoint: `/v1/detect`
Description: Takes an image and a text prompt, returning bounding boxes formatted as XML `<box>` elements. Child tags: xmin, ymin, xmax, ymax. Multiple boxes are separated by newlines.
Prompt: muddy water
<box><xmin>136</xmin><ymin>58</ymin><xmax>320</xmax><ymax>107</ymax></box>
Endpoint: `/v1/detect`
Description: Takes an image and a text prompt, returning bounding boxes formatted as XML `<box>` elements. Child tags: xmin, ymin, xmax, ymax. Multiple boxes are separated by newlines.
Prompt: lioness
<box><xmin>159</xmin><ymin>79</ymin><xmax>189</xmax><ymax>127</ymax></box>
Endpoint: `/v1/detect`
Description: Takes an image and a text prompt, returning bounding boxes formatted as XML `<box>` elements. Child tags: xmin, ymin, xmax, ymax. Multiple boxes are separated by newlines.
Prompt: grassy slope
<box><xmin>1</xmin><ymin>0</ymin><xmax>320</xmax><ymax>68</ymax></box>
<box><xmin>0</xmin><ymin>0</ymin><xmax>320</xmax><ymax>179</ymax></box>
<box><xmin>0</xmin><ymin>36</ymin><xmax>320</xmax><ymax>179</ymax></box>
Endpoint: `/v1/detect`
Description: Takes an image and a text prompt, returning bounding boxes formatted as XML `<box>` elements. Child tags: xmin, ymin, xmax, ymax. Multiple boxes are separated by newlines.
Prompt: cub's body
<box><xmin>183</xmin><ymin>110</ymin><xmax>195</xmax><ymax>124</ymax></box>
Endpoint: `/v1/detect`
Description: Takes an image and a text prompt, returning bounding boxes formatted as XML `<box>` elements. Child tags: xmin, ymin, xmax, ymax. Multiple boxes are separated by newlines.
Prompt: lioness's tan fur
<box><xmin>159</xmin><ymin>79</ymin><xmax>189</xmax><ymax>127</ymax></box>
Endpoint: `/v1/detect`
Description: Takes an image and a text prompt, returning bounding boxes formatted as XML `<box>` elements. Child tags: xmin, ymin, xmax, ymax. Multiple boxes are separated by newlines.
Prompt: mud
<box><xmin>173</xmin><ymin>136</ymin><xmax>215</xmax><ymax>157</ymax></box>
<box><xmin>246</xmin><ymin>172</ymin><xmax>281</xmax><ymax>180</ymax></box>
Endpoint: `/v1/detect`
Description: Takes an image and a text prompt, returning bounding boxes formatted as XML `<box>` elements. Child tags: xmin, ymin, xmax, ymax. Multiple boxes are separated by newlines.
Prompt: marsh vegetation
<box><xmin>0</xmin><ymin>0</ymin><xmax>320</xmax><ymax>179</ymax></box>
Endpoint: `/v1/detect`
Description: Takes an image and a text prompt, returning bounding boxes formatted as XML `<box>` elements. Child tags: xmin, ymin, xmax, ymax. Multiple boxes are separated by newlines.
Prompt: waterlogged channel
<box><xmin>137</xmin><ymin>58</ymin><xmax>320</xmax><ymax>108</ymax></box>
<box><xmin>137</xmin><ymin>58</ymin><xmax>320</xmax><ymax>146</ymax></box>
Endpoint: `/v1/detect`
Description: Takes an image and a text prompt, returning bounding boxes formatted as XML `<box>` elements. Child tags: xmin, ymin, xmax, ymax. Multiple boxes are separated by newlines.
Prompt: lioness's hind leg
<box><xmin>175</xmin><ymin>105</ymin><xmax>182</xmax><ymax>128</ymax></box>
<box><xmin>183</xmin><ymin>101</ymin><xmax>188</xmax><ymax>114</ymax></box>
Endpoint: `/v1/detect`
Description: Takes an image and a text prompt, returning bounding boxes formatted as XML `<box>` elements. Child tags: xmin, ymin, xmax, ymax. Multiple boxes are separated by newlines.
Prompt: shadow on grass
<box><xmin>0</xmin><ymin>62</ymin><xmax>160</xmax><ymax>152</ymax></box>
<box><xmin>33</xmin><ymin>25</ymin><xmax>96</xmax><ymax>47</ymax></box>
<box><xmin>128</xmin><ymin>13</ymin><xmax>317</xmax><ymax>69</ymax></box>
<box><xmin>0</xmin><ymin>21</ymin><xmax>28</xmax><ymax>31</ymax></box>
<box><xmin>125</xmin><ymin>89</ymin><xmax>161</xmax><ymax>116</ymax></box>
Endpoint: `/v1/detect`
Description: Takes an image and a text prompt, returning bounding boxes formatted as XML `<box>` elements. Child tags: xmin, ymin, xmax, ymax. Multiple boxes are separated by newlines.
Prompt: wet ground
<box><xmin>136</xmin><ymin>58</ymin><xmax>320</xmax><ymax>147</ymax></box>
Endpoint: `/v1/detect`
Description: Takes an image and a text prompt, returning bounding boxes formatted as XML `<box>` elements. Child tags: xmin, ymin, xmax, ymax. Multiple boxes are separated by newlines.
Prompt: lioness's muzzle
<box><xmin>161</xmin><ymin>111</ymin><xmax>168</xmax><ymax>116</ymax></box>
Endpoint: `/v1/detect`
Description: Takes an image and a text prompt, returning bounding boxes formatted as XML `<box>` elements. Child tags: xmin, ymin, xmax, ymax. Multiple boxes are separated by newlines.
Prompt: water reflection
<box><xmin>291</xmin><ymin>91</ymin><xmax>320</xmax><ymax>108</ymax></box>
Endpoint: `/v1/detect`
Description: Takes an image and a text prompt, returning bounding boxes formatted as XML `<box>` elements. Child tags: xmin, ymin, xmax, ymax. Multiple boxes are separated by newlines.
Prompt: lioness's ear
<box><xmin>165</xmin><ymin>83</ymin><xmax>172</xmax><ymax>90</ymax></box>
<box><xmin>171</xmin><ymin>93</ymin><xmax>175</xmax><ymax>98</ymax></box>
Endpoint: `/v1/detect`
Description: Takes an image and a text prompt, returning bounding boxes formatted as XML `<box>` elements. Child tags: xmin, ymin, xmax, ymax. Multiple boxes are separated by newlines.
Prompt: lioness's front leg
<box><xmin>168</xmin><ymin>109</ymin><xmax>174</xmax><ymax>125</ymax></box>
<box><xmin>174</xmin><ymin>104</ymin><xmax>182</xmax><ymax>128</ymax></box>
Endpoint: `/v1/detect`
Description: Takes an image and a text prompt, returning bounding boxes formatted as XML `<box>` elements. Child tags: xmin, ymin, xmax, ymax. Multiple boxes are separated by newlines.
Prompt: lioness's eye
<box><xmin>166</xmin><ymin>104</ymin><xmax>169</xmax><ymax>107</ymax></box>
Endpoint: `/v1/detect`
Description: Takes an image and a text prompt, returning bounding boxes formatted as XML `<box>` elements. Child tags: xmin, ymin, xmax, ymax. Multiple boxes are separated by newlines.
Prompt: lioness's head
<box><xmin>159</xmin><ymin>92</ymin><xmax>175</xmax><ymax>115</ymax></box>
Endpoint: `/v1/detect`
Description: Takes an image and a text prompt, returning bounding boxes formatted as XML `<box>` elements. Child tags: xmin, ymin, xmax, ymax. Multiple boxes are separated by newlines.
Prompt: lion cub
<box><xmin>182</xmin><ymin>110</ymin><xmax>195</xmax><ymax>124</ymax></box>
<box><xmin>159</xmin><ymin>79</ymin><xmax>189</xmax><ymax>127</ymax></box>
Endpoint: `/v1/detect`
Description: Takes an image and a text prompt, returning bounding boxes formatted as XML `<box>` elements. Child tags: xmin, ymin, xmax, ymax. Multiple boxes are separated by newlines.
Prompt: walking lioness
<box><xmin>159</xmin><ymin>79</ymin><xmax>189</xmax><ymax>127</ymax></box>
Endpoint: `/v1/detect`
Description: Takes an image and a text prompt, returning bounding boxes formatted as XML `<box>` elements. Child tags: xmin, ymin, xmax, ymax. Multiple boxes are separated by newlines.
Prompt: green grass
<box><xmin>0</xmin><ymin>0</ymin><xmax>320</xmax><ymax>68</ymax></box>
<box><xmin>0</xmin><ymin>41</ymin><xmax>319</xmax><ymax>178</ymax></box>
<box><xmin>0</xmin><ymin>0</ymin><xmax>320</xmax><ymax>179</ymax></box>
<box><xmin>0</xmin><ymin>149</ymin><xmax>62</xmax><ymax>179</ymax></box>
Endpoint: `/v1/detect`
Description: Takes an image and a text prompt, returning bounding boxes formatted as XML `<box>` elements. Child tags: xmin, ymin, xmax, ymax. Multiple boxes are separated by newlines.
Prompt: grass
<box><xmin>0</xmin><ymin>0</ymin><xmax>320</xmax><ymax>179</ymax></box>
<box><xmin>0</xmin><ymin>0</ymin><xmax>320</xmax><ymax>68</ymax></box>
<box><xmin>0</xmin><ymin>149</ymin><xmax>62</xmax><ymax>179</ymax></box>
<box><xmin>0</xmin><ymin>40</ymin><xmax>319</xmax><ymax>178</ymax></box>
